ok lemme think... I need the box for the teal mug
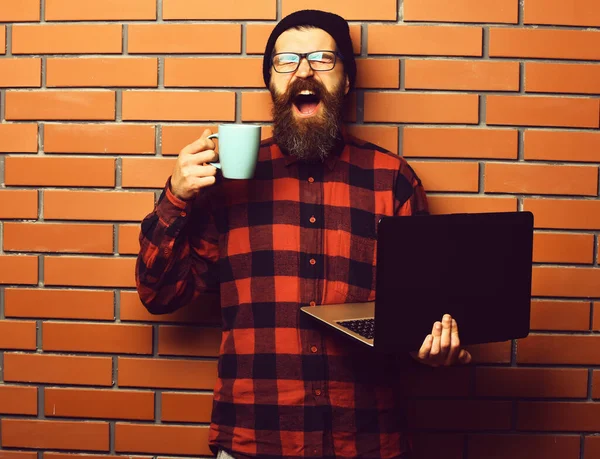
[207,124,261,179]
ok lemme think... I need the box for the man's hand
[170,129,220,201]
[410,314,472,367]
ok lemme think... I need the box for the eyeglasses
[271,50,343,73]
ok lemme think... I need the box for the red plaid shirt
[136,131,429,459]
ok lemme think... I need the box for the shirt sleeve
[393,158,429,217]
[135,179,220,314]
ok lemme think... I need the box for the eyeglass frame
[270,50,344,74]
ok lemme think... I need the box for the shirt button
[181,211,187,217]
[314,389,322,396]
[309,216,316,224]
[309,301,316,306]
[309,258,316,265]
[308,177,314,183]
[310,345,318,353]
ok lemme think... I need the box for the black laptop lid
[373,211,534,353]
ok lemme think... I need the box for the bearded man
[135,9,471,459]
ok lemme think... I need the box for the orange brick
[163,0,274,19]
[158,326,220,357]
[518,402,600,431]
[242,91,273,122]
[526,62,600,94]
[469,434,580,459]
[405,60,519,91]
[533,232,594,264]
[410,161,479,192]
[408,400,511,430]
[283,0,397,20]
[364,93,479,124]
[525,0,600,26]
[524,199,600,230]
[43,190,155,221]
[44,454,149,459]
[487,95,599,128]
[4,353,113,386]
[586,436,600,459]
[355,59,399,89]
[128,24,240,54]
[122,158,175,188]
[412,434,464,459]
[118,358,217,390]
[521,336,600,366]
[45,388,154,421]
[247,24,361,55]
[593,304,600,331]
[1,419,109,451]
[5,288,114,320]
[44,257,136,288]
[476,368,588,398]
[0,0,40,21]
[525,130,600,162]
[119,290,221,325]
[403,127,518,159]
[346,125,398,154]
[485,163,598,196]
[161,393,212,423]
[0,320,37,350]
[368,25,482,56]
[118,224,141,255]
[6,91,115,121]
[122,91,235,122]
[45,0,156,20]
[161,125,217,155]
[0,386,37,416]
[4,223,113,254]
[0,256,38,285]
[47,58,158,87]
[532,266,600,298]
[0,124,38,153]
[404,0,517,23]
[44,123,155,154]
[465,341,511,364]
[0,190,38,219]
[115,424,210,456]
[0,58,41,87]
[0,25,4,54]
[12,24,122,54]
[427,196,517,215]
[165,58,263,88]
[490,28,600,60]
[531,300,591,331]
[5,156,115,187]
[43,322,152,354]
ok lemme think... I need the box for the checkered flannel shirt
[136,131,429,459]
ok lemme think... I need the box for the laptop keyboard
[337,318,375,339]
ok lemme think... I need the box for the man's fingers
[458,349,472,365]
[429,321,442,357]
[445,318,461,365]
[439,314,452,359]
[186,150,219,166]
[418,334,433,360]
[180,129,216,156]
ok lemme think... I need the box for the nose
[295,57,314,78]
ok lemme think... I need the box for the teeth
[299,90,315,95]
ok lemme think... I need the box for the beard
[269,78,346,163]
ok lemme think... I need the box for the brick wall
[0,0,599,458]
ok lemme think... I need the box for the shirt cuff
[156,179,192,226]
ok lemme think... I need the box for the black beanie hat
[262,9,357,91]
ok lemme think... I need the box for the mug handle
[206,133,221,169]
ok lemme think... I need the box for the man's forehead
[273,27,336,53]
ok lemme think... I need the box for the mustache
[275,78,326,105]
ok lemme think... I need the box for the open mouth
[293,90,321,117]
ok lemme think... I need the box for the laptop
[300,211,534,353]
